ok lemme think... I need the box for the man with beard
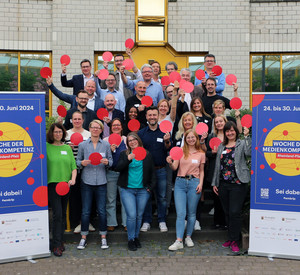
[63,90,97,130]
[138,106,171,233]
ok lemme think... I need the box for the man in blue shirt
[194,54,225,96]
[122,64,164,106]
[138,106,171,233]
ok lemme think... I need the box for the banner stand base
[248,250,300,261]
[0,252,51,264]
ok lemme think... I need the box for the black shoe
[128,240,137,251]
[134,238,141,248]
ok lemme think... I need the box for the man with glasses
[194,54,225,96]
[100,49,142,100]
[46,77,105,112]
[61,59,99,96]
[122,64,164,106]
[99,73,126,113]
[63,90,97,130]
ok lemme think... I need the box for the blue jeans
[81,182,107,236]
[174,177,201,239]
[120,188,150,241]
[106,170,127,226]
[143,167,167,223]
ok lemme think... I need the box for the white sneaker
[101,238,109,249]
[89,223,96,232]
[74,224,81,234]
[140,222,151,232]
[209,208,215,216]
[77,238,86,250]
[168,240,183,251]
[159,222,168,232]
[185,236,194,247]
[194,220,201,231]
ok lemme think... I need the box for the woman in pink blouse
[166,129,205,251]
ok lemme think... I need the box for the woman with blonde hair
[167,129,206,250]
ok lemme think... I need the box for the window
[0,51,52,113]
[251,54,300,93]
[136,0,168,45]
[188,56,205,83]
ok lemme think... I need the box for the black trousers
[48,182,69,247]
[218,181,247,242]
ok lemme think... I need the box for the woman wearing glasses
[115,132,155,251]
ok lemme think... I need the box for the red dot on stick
[251,170,254,175]
[0,130,3,136]
[270,163,276,169]
[255,147,258,150]
[263,128,267,133]
[40,154,44,159]
[297,168,299,171]
[283,130,288,136]
[30,170,34,173]
[260,164,265,169]
[269,178,272,181]
[269,118,272,122]
[13,168,16,171]
[25,127,29,131]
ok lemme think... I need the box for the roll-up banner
[249,93,300,260]
[0,92,50,263]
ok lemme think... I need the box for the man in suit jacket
[47,77,104,111]
[61,59,99,96]
[102,94,125,138]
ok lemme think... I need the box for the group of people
[46,52,251,256]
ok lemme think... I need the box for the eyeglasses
[90,127,101,130]
[205,60,215,63]
[128,138,137,143]
[78,97,89,101]
[142,71,152,74]
[81,66,91,68]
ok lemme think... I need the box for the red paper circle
[102,51,113,62]
[133,147,147,161]
[230,97,242,110]
[89,152,102,165]
[70,132,83,146]
[97,108,109,120]
[179,80,194,93]
[226,74,237,85]
[35,116,42,123]
[128,119,140,132]
[170,147,183,161]
[60,55,71,66]
[161,76,171,86]
[108,133,122,146]
[159,120,173,133]
[57,105,67,117]
[241,114,252,128]
[123,59,134,70]
[98,69,109,80]
[27,177,34,185]
[169,71,181,83]
[195,122,209,135]
[195,69,205,80]
[212,65,222,76]
[40,67,52,78]
[32,186,48,207]
[125,38,135,49]
[209,137,222,150]
[252,94,265,108]
[141,96,153,107]
[56,181,70,196]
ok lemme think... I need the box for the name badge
[157,138,163,143]
[134,104,140,108]
[192,159,198,164]
[204,120,208,123]
[100,153,106,158]
[176,141,181,146]
[126,76,132,79]
[61,151,67,155]
[222,150,227,155]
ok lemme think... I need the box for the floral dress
[220,146,240,184]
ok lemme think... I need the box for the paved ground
[1,240,300,274]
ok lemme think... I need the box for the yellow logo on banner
[263,122,300,177]
[0,122,34,177]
